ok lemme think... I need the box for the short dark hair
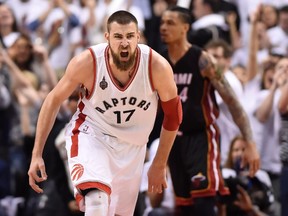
[166,6,193,27]
[204,39,233,58]
[107,10,138,32]
[279,5,288,14]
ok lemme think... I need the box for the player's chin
[119,56,129,62]
[160,37,170,44]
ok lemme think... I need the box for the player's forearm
[229,104,253,143]
[211,76,253,142]
[32,94,61,156]
[152,128,177,168]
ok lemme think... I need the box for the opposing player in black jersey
[159,6,260,216]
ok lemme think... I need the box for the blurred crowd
[0,0,287,216]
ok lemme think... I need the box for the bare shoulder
[67,49,94,75]
[65,49,95,92]
[150,50,173,78]
[150,49,178,101]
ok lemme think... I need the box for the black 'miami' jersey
[162,45,219,134]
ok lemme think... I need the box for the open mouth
[120,51,129,58]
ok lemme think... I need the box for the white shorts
[65,132,147,216]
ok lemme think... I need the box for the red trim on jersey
[212,124,228,193]
[212,123,230,196]
[191,190,217,198]
[201,80,213,124]
[190,123,230,198]
[207,123,217,192]
[105,46,141,91]
[87,48,97,99]
[77,182,112,195]
[190,81,228,197]
[71,101,86,157]
[191,185,230,197]
[75,193,83,209]
[175,196,194,206]
[75,182,112,210]
[148,48,155,91]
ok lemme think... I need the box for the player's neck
[167,40,191,65]
[108,54,137,87]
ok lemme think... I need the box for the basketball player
[28,11,182,216]
[159,6,260,216]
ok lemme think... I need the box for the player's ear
[137,31,141,43]
[105,32,109,41]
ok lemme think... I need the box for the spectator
[26,0,81,77]
[189,0,230,47]
[253,58,286,213]
[0,3,19,48]
[260,4,279,29]
[266,5,288,57]
[275,57,288,216]
[222,136,276,216]
[6,0,47,36]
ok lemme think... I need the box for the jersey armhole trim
[86,47,97,99]
[148,48,155,91]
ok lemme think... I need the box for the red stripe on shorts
[71,101,86,157]
[77,182,112,195]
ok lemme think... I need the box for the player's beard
[110,48,136,71]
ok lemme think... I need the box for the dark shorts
[168,124,229,206]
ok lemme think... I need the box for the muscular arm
[210,70,253,142]
[200,52,260,176]
[200,52,253,142]
[28,50,94,193]
[147,50,180,193]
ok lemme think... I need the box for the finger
[29,176,43,193]
[233,200,240,207]
[155,186,163,193]
[39,163,48,180]
[240,156,247,169]
[162,180,168,189]
[28,169,43,182]
[236,185,245,194]
[255,159,260,171]
[148,184,153,193]
[248,162,255,177]
[249,160,259,177]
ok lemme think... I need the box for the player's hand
[27,156,47,193]
[241,141,260,177]
[147,163,167,194]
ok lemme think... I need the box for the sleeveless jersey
[162,46,219,133]
[66,43,158,146]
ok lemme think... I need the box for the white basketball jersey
[66,43,159,146]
